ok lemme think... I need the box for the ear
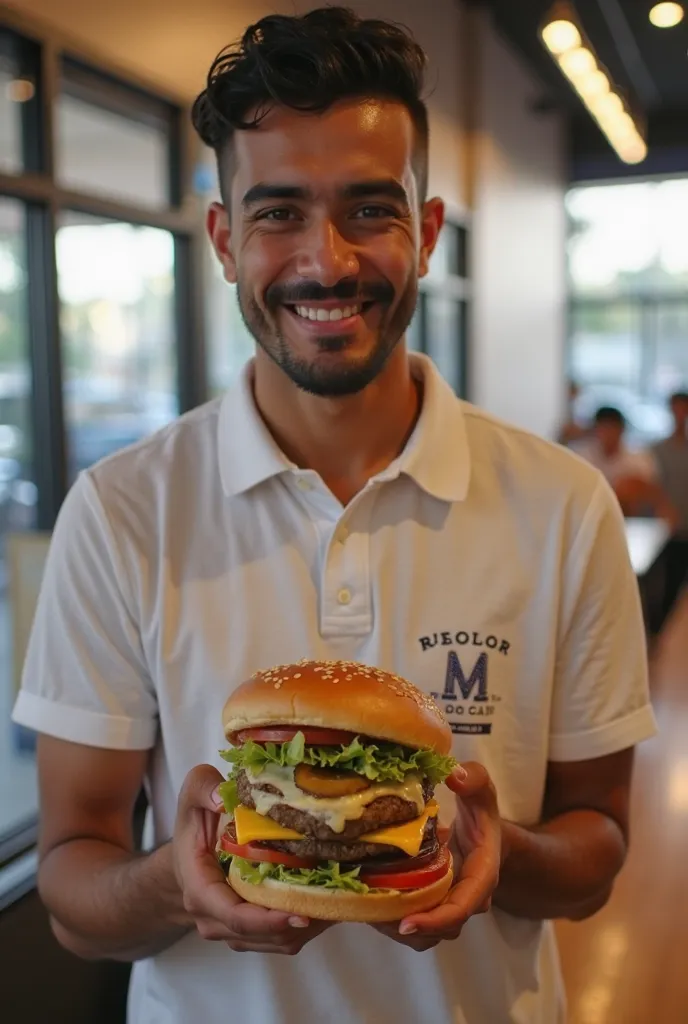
[418,198,445,279]
[206,202,237,284]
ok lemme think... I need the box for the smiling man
[13,7,656,1024]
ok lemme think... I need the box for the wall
[469,8,567,439]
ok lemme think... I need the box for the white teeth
[293,305,361,322]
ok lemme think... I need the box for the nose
[295,218,360,286]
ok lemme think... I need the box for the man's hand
[173,764,332,954]
[372,763,503,951]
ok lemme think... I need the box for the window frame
[0,6,207,883]
[415,216,472,399]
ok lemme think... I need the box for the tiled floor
[556,592,688,1024]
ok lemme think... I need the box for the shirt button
[337,587,352,606]
[337,526,349,544]
[296,477,313,491]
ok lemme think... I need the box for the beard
[235,276,418,398]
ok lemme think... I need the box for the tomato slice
[353,844,439,875]
[237,726,358,746]
[219,832,319,869]
[359,846,452,890]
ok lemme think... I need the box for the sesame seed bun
[227,856,454,922]
[222,659,452,754]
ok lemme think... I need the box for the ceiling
[477,0,688,177]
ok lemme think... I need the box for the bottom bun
[227,859,454,923]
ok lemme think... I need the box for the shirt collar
[218,354,471,503]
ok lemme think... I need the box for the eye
[257,208,297,222]
[353,204,396,219]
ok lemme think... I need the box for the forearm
[39,839,192,961]
[493,810,627,921]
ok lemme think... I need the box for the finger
[226,918,333,950]
[228,901,306,938]
[445,762,494,802]
[436,824,452,845]
[226,939,308,955]
[400,806,501,936]
[178,763,226,816]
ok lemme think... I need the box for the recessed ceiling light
[649,3,684,28]
[541,19,581,54]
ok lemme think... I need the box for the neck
[252,345,421,504]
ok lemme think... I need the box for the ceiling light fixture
[649,3,684,28]
[539,2,647,165]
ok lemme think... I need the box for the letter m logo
[443,651,488,702]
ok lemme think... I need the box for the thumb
[178,763,226,816]
[445,762,493,800]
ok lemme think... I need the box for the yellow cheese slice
[233,800,440,857]
[234,804,304,844]
[358,800,440,857]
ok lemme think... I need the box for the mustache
[265,278,394,310]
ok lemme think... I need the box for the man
[574,406,678,527]
[652,391,688,618]
[12,8,656,1024]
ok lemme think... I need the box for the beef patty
[267,815,439,862]
[236,770,434,842]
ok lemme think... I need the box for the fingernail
[289,916,309,928]
[399,922,417,935]
[453,765,468,782]
[211,787,224,808]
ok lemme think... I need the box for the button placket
[319,495,374,636]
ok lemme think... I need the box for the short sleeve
[12,472,158,749]
[549,477,658,761]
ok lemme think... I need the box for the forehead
[229,99,417,200]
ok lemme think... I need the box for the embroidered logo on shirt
[418,630,511,735]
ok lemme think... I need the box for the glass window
[424,295,465,395]
[56,213,178,479]
[0,30,40,175]
[567,179,688,298]
[205,243,255,398]
[56,63,172,209]
[570,304,642,391]
[566,179,688,445]
[655,304,688,393]
[0,197,39,842]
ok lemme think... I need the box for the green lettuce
[217,778,240,815]
[220,732,456,785]
[231,856,370,893]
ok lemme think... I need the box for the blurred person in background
[651,391,688,617]
[556,379,588,446]
[11,8,656,1024]
[574,406,679,529]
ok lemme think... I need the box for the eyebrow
[241,178,411,209]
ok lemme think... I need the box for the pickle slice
[294,763,370,797]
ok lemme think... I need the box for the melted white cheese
[247,764,424,834]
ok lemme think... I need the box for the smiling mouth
[284,301,376,323]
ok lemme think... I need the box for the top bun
[223,660,452,754]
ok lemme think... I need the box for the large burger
[215,659,458,922]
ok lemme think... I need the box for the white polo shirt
[13,354,657,1024]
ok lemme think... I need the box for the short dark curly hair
[191,6,430,203]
